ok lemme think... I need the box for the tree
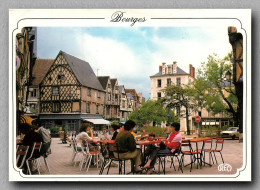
[128,100,177,126]
[196,52,238,126]
[161,84,198,135]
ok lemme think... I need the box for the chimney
[162,62,166,75]
[159,65,162,72]
[173,61,177,74]
[193,66,195,78]
[189,64,193,77]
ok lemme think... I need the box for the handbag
[159,141,167,150]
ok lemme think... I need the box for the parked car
[220,127,239,139]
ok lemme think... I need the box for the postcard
[9,9,251,181]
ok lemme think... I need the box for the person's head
[124,120,136,131]
[148,133,155,141]
[79,123,92,133]
[171,122,180,132]
[31,119,41,130]
[111,124,120,132]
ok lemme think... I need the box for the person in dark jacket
[111,123,121,140]
[115,120,142,172]
[21,124,43,174]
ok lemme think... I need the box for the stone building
[150,61,195,131]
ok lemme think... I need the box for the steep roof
[150,66,188,77]
[126,93,134,100]
[118,85,125,94]
[125,89,137,96]
[97,76,110,90]
[32,59,54,85]
[61,51,104,91]
[110,78,117,88]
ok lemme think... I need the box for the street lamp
[225,70,232,81]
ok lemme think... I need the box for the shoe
[142,165,150,170]
[146,169,154,175]
[134,166,143,172]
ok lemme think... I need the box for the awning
[20,115,34,125]
[83,119,110,125]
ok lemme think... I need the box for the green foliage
[50,126,60,134]
[195,52,238,118]
[141,126,166,137]
[161,83,197,135]
[129,100,173,126]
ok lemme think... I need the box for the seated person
[142,123,182,174]
[31,119,52,158]
[21,124,44,174]
[111,123,120,140]
[75,123,97,151]
[115,120,143,172]
[142,133,159,167]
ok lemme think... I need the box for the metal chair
[199,138,214,166]
[25,142,42,175]
[99,141,111,175]
[180,140,203,172]
[16,145,29,170]
[157,146,182,174]
[212,138,225,164]
[79,140,101,172]
[106,142,135,175]
[70,138,84,166]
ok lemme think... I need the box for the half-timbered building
[39,51,107,131]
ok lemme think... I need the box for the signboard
[195,116,201,123]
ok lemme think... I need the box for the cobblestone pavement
[37,137,243,176]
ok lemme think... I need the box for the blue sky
[37,26,232,100]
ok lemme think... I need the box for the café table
[182,137,213,169]
[136,139,164,166]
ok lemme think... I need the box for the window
[67,120,76,131]
[122,100,126,108]
[29,103,36,113]
[44,120,53,129]
[176,78,181,86]
[30,89,37,97]
[157,92,161,98]
[167,78,171,86]
[52,87,59,95]
[53,102,61,113]
[86,103,90,113]
[108,93,111,101]
[157,79,161,87]
[97,91,100,98]
[87,88,91,96]
[57,74,64,81]
[96,105,99,114]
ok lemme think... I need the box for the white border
[9,9,251,182]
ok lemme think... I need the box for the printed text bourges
[110,11,147,26]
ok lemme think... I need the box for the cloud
[76,33,151,97]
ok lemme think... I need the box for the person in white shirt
[76,123,96,151]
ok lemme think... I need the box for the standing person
[115,120,143,172]
[31,119,52,158]
[142,123,182,174]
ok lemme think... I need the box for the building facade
[39,51,106,132]
[150,61,195,131]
